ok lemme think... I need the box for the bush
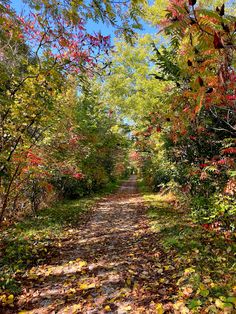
[191,194,236,230]
[150,168,172,191]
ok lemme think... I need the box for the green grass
[141,189,236,313]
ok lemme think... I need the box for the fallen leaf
[79,282,96,290]
[155,303,164,314]
[104,305,111,311]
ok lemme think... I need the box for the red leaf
[226,95,236,100]
[222,147,236,154]
[198,76,204,86]
[199,163,208,168]
[217,159,227,165]
[183,106,190,112]
[213,32,224,49]
[72,173,83,180]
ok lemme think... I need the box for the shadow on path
[11,176,177,313]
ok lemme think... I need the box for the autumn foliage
[132,0,235,228]
[0,1,133,223]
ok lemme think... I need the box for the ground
[1,176,236,313]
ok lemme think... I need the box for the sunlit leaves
[103,35,170,122]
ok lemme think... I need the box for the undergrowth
[140,181,236,313]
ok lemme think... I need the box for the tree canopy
[0,0,236,311]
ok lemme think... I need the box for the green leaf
[188,299,202,309]
[215,299,233,310]
[226,297,236,305]
[199,289,209,297]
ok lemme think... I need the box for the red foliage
[183,106,190,112]
[216,159,227,165]
[199,163,208,168]
[72,173,84,180]
[213,32,224,49]
[222,147,236,155]
[130,151,140,161]
[27,150,43,166]
[69,135,82,146]
[10,9,111,74]
[226,95,236,101]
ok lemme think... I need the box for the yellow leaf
[104,305,111,312]
[78,261,87,268]
[173,300,185,310]
[0,294,7,303]
[126,278,131,286]
[72,304,82,313]
[7,294,14,304]
[124,305,132,311]
[215,299,225,309]
[184,268,195,275]
[155,303,164,314]
[79,283,95,290]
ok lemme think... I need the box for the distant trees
[104,0,236,228]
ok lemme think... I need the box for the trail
[15,176,176,313]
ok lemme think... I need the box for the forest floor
[1,176,236,313]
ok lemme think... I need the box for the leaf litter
[1,176,235,313]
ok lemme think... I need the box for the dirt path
[15,176,176,313]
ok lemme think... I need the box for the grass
[0,179,121,295]
[139,180,236,313]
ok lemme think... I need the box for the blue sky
[11,0,156,42]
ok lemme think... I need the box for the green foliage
[143,191,236,313]
[151,44,181,82]
[191,194,236,229]
[114,0,236,228]
[0,2,131,222]
[27,0,146,42]
[103,35,170,122]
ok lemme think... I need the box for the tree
[145,0,236,226]
[26,0,147,42]
[102,0,235,227]
[0,0,140,222]
[103,35,170,122]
